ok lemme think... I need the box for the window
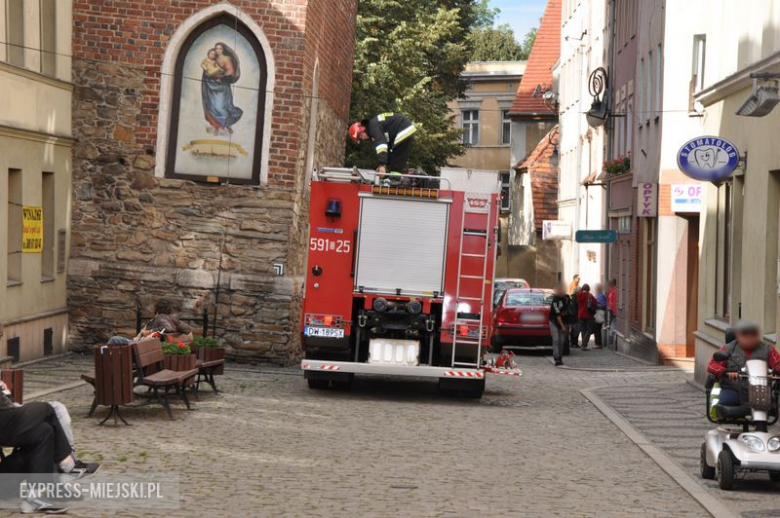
[690,35,706,109]
[40,0,57,76]
[617,215,631,234]
[715,183,732,319]
[501,110,512,145]
[499,171,511,212]
[41,172,55,280]
[7,169,22,285]
[639,58,645,122]
[655,44,662,115]
[461,110,479,145]
[6,0,25,67]
[646,51,653,119]
[641,218,656,330]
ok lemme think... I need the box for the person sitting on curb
[707,319,780,406]
[109,299,193,345]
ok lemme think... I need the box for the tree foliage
[469,24,524,62]
[347,0,483,173]
[521,26,537,60]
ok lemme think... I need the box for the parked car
[491,288,554,352]
[492,278,530,307]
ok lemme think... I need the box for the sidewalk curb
[581,387,737,518]
[27,381,87,401]
[546,355,682,373]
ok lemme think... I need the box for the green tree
[347,0,483,173]
[520,26,537,60]
[471,0,499,29]
[469,24,524,61]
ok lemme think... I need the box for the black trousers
[387,136,414,173]
[0,402,72,474]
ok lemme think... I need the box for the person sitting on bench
[707,319,780,406]
[109,298,193,344]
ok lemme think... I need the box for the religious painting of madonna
[166,15,268,184]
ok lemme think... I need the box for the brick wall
[68,0,357,363]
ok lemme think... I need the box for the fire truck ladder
[451,196,493,369]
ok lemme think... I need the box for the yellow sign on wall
[22,206,43,253]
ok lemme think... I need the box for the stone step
[662,357,695,371]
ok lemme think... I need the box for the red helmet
[349,121,366,143]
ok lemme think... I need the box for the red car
[491,288,554,351]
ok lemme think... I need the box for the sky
[490,0,547,40]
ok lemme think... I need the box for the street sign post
[575,230,617,243]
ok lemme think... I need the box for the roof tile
[508,0,561,117]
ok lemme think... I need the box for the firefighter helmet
[349,121,366,143]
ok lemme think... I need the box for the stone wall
[68,0,357,364]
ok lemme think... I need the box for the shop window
[714,182,732,319]
[641,218,656,331]
[461,110,479,146]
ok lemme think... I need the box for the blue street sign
[575,230,617,243]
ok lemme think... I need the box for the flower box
[163,353,197,386]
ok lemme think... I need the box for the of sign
[542,220,571,240]
[671,184,703,213]
[637,182,657,217]
[22,206,43,253]
[677,136,740,182]
[575,230,617,243]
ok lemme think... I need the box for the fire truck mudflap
[300,167,520,398]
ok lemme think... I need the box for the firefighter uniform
[365,113,417,173]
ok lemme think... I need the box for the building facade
[447,61,525,278]
[507,0,561,287]
[554,0,608,291]
[68,0,357,364]
[691,1,780,382]
[0,0,73,362]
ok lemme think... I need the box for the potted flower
[162,341,197,385]
[603,151,632,176]
[192,336,226,375]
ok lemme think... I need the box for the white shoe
[20,497,69,514]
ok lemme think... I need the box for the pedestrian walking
[577,284,598,350]
[567,286,580,349]
[549,284,569,366]
[593,284,607,348]
[607,279,617,329]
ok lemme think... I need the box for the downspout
[574,45,584,275]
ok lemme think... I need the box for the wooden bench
[193,347,226,394]
[133,339,198,420]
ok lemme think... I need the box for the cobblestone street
[4,350,727,517]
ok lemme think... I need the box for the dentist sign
[677,136,740,182]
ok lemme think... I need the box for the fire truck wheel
[331,375,354,391]
[307,378,330,390]
[491,336,503,353]
[438,378,485,399]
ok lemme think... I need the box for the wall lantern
[586,67,609,128]
[736,73,780,117]
[548,126,560,168]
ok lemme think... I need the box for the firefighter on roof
[349,112,417,175]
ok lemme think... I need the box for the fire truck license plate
[304,327,345,338]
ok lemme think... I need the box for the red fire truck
[300,167,515,398]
